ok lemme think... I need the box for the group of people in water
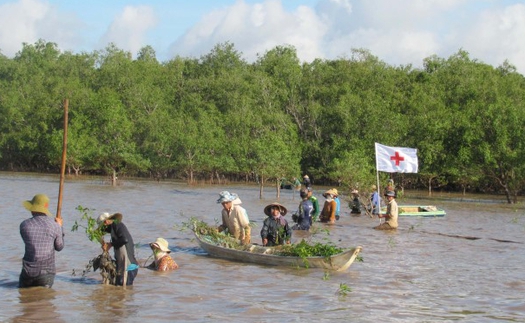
[18,175,397,289]
[19,194,178,289]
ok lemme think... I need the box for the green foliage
[71,205,106,243]
[337,282,352,296]
[277,239,344,258]
[1,40,525,202]
[189,219,349,259]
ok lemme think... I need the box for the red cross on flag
[375,143,418,173]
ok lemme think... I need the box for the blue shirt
[295,199,313,230]
[371,192,380,214]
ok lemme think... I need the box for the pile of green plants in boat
[192,219,345,258]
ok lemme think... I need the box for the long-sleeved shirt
[261,216,292,246]
[294,199,313,230]
[220,204,250,240]
[309,195,320,222]
[371,191,380,214]
[320,199,337,223]
[20,213,64,277]
[104,221,138,275]
[386,199,399,228]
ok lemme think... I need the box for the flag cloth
[375,143,418,173]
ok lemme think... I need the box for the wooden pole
[56,98,69,219]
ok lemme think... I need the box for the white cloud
[99,5,157,56]
[0,0,81,56]
[462,3,525,72]
[168,0,524,75]
[169,0,326,61]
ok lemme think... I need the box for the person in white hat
[374,191,398,230]
[97,212,139,285]
[19,194,64,288]
[147,237,178,271]
[302,175,311,189]
[350,189,362,215]
[217,191,251,244]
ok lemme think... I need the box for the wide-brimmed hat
[385,191,396,197]
[303,175,309,179]
[150,237,171,253]
[351,189,359,194]
[331,188,339,197]
[217,191,239,204]
[264,202,287,216]
[322,189,337,198]
[97,212,123,225]
[23,194,52,216]
[371,185,377,190]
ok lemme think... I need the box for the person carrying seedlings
[98,212,139,286]
[261,202,292,246]
[217,191,251,245]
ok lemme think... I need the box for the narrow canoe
[382,205,446,217]
[194,232,362,271]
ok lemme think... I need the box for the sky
[0,0,524,75]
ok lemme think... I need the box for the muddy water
[0,172,524,322]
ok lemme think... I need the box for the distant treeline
[1,40,524,203]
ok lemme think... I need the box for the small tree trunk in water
[259,176,265,199]
[503,185,512,204]
[111,169,117,186]
[428,177,432,197]
[276,180,280,200]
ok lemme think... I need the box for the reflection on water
[13,288,65,323]
[0,172,524,322]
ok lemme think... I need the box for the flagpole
[375,143,381,224]
[376,170,381,224]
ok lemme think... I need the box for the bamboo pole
[56,98,69,219]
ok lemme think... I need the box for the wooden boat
[381,205,446,217]
[194,232,362,271]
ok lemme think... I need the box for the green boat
[381,205,446,217]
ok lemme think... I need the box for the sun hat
[322,189,337,198]
[331,188,339,197]
[264,202,288,216]
[23,194,52,216]
[150,237,171,253]
[351,189,359,194]
[303,175,309,179]
[371,185,377,190]
[217,191,239,204]
[97,212,123,225]
[385,191,396,197]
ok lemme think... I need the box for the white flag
[375,143,418,173]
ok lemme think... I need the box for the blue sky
[0,0,524,74]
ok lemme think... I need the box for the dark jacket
[261,216,292,246]
[104,221,138,285]
[293,199,313,230]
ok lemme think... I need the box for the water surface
[1,172,524,322]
